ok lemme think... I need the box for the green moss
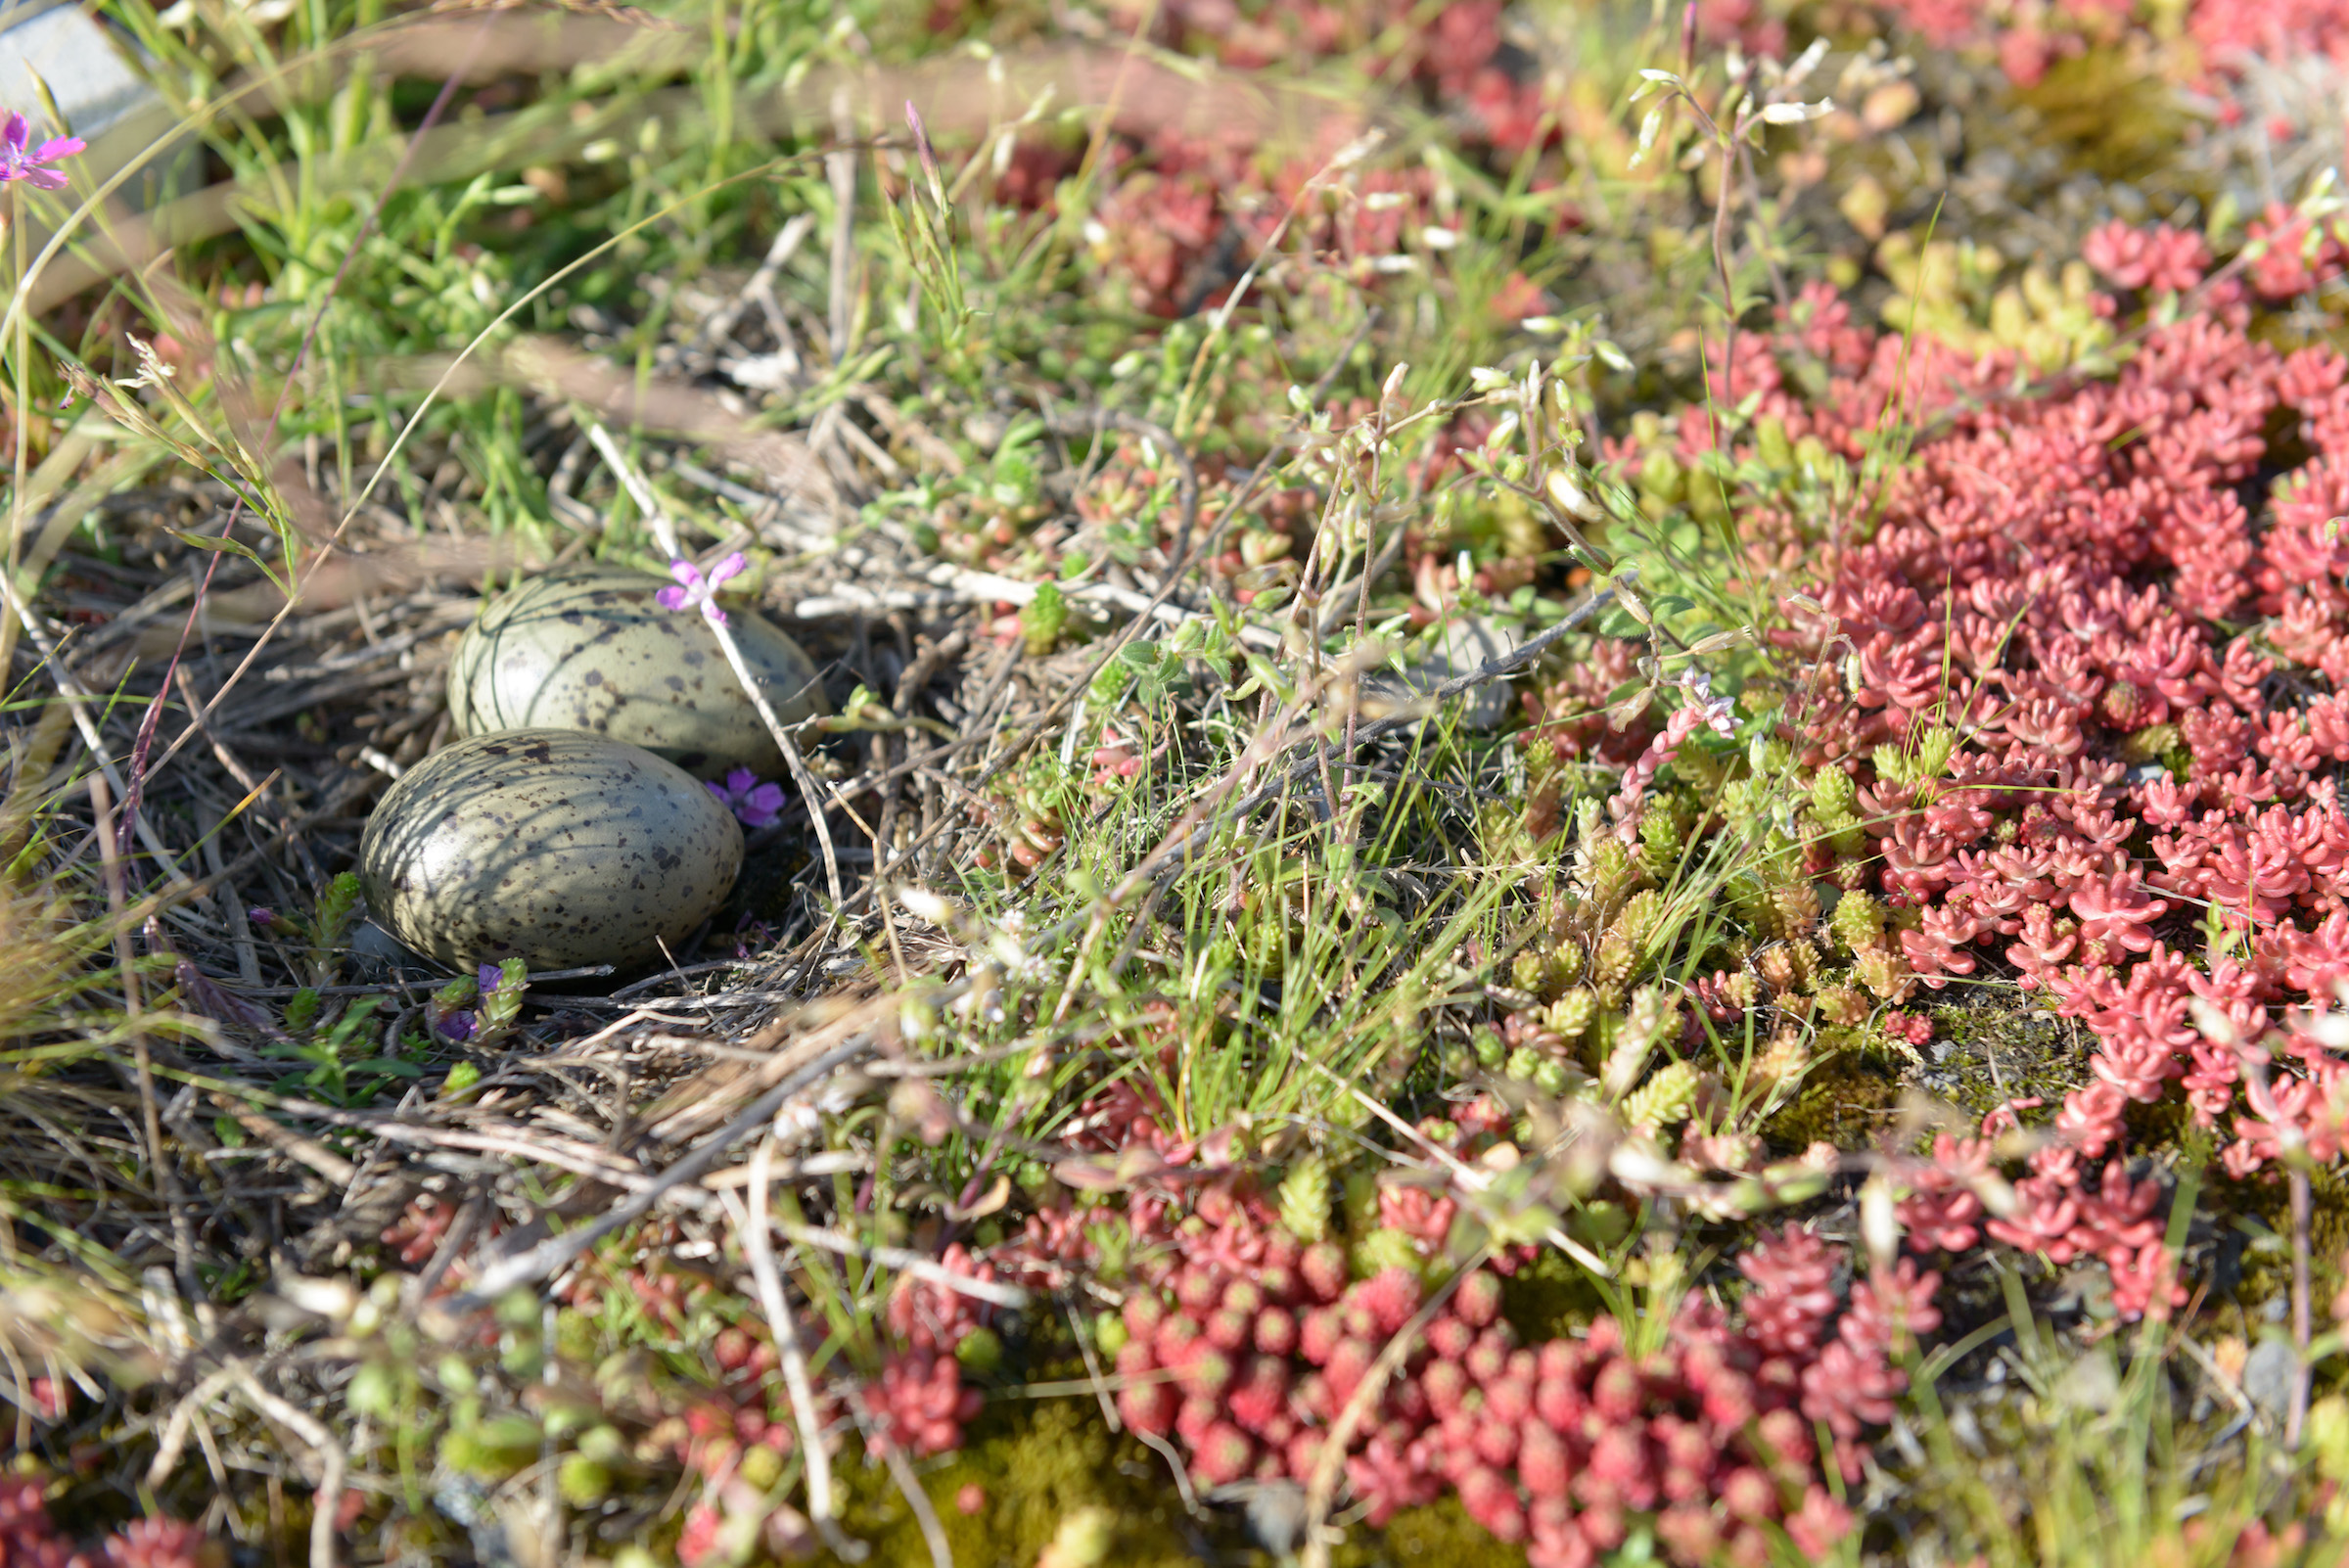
[835,1395,1537,1567]
[1497,1238,1611,1343]
[1920,995,2092,1128]
[2213,1166,2349,1313]
[839,1399,1201,1567]
[1332,1496,1530,1566]
[2119,1091,2192,1151]
[2006,49,2189,183]
[1764,1048,1905,1151]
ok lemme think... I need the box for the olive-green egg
[447,567,825,779]
[359,729,743,970]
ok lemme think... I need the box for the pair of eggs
[358,568,825,971]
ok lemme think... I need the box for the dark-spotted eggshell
[447,567,824,778]
[360,729,743,970]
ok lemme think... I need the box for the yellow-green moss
[833,1394,1537,1567]
[1497,1236,1613,1343]
[1922,996,2093,1128]
[1333,1496,1529,1566]
[839,1398,1199,1567]
[1764,1047,1905,1151]
[2006,49,2190,183]
[2216,1166,2349,1314]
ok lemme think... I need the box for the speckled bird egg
[359,729,743,970]
[447,567,825,779]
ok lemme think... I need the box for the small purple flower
[708,767,786,829]
[479,962,507,995]
[656,552,748,625]
[733,916,772,960]
[436,1010,478,1043]
[0,114,83,190]
[248,907,276,928]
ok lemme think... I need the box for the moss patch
[1497,1237,1611,1343]
[1922,991,2092,1127]
[2210,1166,2349,1314]
[835,1395,1536,1567]
[2006,49,2192,182]
[840,1398,1201,1567]
[1766,1046,1906,1151]
[1334,1496,1530,1566]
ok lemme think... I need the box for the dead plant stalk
[584,419,849,911]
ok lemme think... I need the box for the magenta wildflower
[0,114,83,190]
[905,99,944,207]
[732,916,772,959]
[657,552,748,625]
[248,906,275,928]
[436,1010,477,1043]
[708,767,786,829]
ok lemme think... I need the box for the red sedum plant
[0,1481,219,1568]
[1727,218,2349,1321]
[972,1083,1927,1567]
[1873,0,2349,88]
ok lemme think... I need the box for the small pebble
[2242,1337,2296,1422]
